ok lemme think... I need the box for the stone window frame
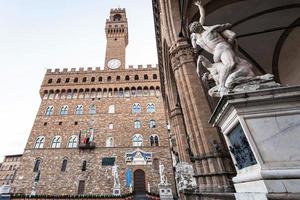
[34,136,45,149]
[106,137,114,147]
[60,105,68,115]
[75,105,84,115]
[61,158,68,172]
[149,134,159,146]
[148,119,156,128]
[88,104,96,115]
[51,136,61,148]
[132,134,143,147]
[108,105,115,113]
[33,158,41,172]
[147,103,155,113]
[134,120,141,129]
[132,103,141,113]
[68,135,78,148]
[45,106,54,116]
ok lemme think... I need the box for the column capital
[170,39,195,72]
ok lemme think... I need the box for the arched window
[75,105,83,115]
[51,136,61,148]
[108,105,115,113]
[82,77,87,82]
[153,74,158,79]
[33,159,41,172]
[68,135,78,148]
[153,158,159,170]
[149,120,156,128]
[125,75,130,80]
[98,76,103,82]
[134,120,141,129]
[107,76,111,82]
[106,137,114,147]
[133,134,143,147]
[56,78,61,83]
[150,135,159,146]
[113,14,122,21]
[144,74,148,80]
[47,79,53,84]
[65,78,70,83]
[60,105,68,115]
[61,159,68,172]
[74,77,78,83]
[116,76,120,81]
[134,75,139,80]
[91,77,95,82]
[147,103,155,113]
[88,104,96,114]
[132,103,141,113]
[81,161,87,171]
[34,136,45,148]
[45,106,54,116]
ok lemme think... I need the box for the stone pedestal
[113,186,121,196]
[159,183,174,200]
[209,86,300,200]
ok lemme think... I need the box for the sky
[0,0,158,161]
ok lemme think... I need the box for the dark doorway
[134,169,146,194]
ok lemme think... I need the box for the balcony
[78,142,96,150]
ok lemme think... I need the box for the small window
[88,104,96,115]
[134,75,139,80]
[116,76,120,81]
[134,120,141,129]
[65,78,70,83]
[51,136,61,148]
[132,103,141,113]
[108,123,113,129]
[68,135,78,148]
[81,161,87,171]
[98,77,103,82]
[56,78,61,83]
[33,159,41,172]
[47,79,53,84]
[74,121,78,125]
[61,159,67,172]
[34,136,45,148]
[82,77,87,82]
[144,74,148,80]
[150,135,159,146]
[149,120,156,128]
[59,121,62,125]
[75,105,83,115]
[147,103,155,113]
[74,77,78,83]
[132,134,143,147]
[78,180,85,194]
[45,106,54,116]
[91,77,95,82]
[106,137,114,147]
[125,75,130,80]
[107,76,111,82]
[108,105,115,114]
[43,122,47,126]
[60,105,68,115]
[102,157,115,166]
[153,74,158,79]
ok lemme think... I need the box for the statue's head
[189,21,204,33]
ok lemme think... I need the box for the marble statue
[175,162,197,192]
[112,165,120,188]
[159,161,167,184]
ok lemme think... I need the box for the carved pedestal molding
[210,86,300,200]
[169,39,234,193]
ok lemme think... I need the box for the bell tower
[104,8,128,70]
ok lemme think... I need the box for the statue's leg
[218,50,235,94]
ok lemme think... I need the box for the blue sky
[0,0,157,161]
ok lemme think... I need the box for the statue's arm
[221,29,236,43]
[209,23,232,33]
[191,33,198,50]
[195,1,205,25]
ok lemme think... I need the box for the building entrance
[133,169,146,194]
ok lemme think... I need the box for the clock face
[107,59,121,69]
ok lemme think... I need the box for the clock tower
[104,8,128,70]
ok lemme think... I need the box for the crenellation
[138,65,143,69]
[79,67,84,72]
[54,68,60,72]
[62,68,68,72]
[71,68,76,72]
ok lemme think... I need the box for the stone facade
[0,154,22,192]
[12,8,175,196]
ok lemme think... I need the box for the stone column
[169,39,233,192]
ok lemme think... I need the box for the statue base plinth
[158,183,173,200]
[113,186,121,196]
[210,86,300,200]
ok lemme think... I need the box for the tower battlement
[45,65,158,75]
